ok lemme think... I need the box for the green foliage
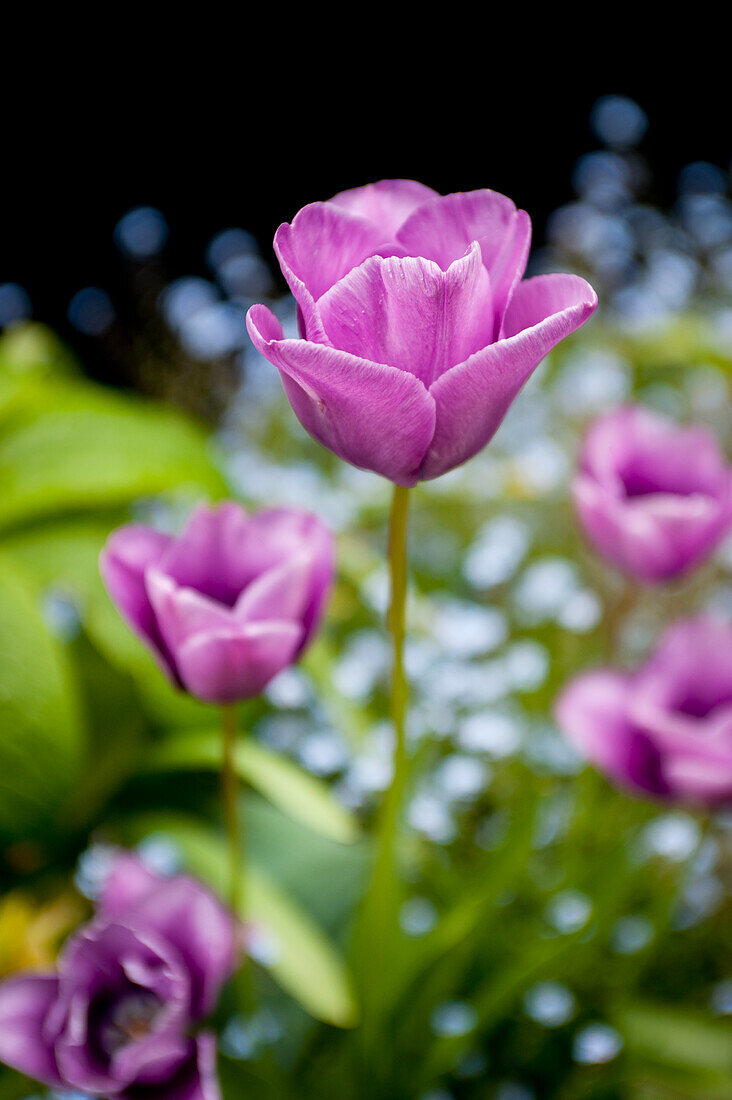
[616,1001,732,1091]
[0,554,82,839]
[145,728,360,844]
[0,319,731,1099]
[127,813,359,1027]
[0,326,226,529]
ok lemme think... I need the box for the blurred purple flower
[0,851,235,1100]
[556,617,732,805]
[573,405,732,582]
[100,502,334,704]
[247,180,597,485]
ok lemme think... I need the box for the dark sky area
[2,78,729,362]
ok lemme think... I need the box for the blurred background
[1,83,732,1098]
[3,81,732,402]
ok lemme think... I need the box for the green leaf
[0,520,216,729]
[0,382,226,531]
[130,814,358,1027]
[617,1001,732,1078]
[0,555,84,840]
[0,519,112,600]
[145,729,360,845]
[0,1067,41,1100]
[244,798,370,935]
[0,322,79,385]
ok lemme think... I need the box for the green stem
[221,704,243,923]
[222,705,258,1020]
[605,577,638,661]
[356,485,411,1081]
[382,484,411,842]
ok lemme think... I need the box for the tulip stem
[222,705,257,1020]
[356,485,411,1075]
[385,484,411,837]
[606,578,639,658]
[221,704,243,924]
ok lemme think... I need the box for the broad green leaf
[0,519,112,601]
[617,1001,732,1077]
[0,1067,41,1100]
[0,382,226,530]
[130,814,358,1027]
[0,555,84,839]
[145,729,359,844]
[0,523,219,730]
[87,590,212,728]
[628,1073,732,1099]
[244,798,370,935]
[0,323,84,426]
[0,322,79,385]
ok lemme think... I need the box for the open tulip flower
[247,180,597,485]
[555,617,732,806]
[573,405,732,582]
[0,851,235,1100]
[100,502,334,705]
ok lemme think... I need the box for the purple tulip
[0,851,236,1099]
[246,180,597,485]
[555,617,732,805]
[573,405,732,582]
[99,502,334,704]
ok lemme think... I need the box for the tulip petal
[100,850,162,917]
[113,1033,192,1090]
[662,753,732,803]
[555,672,669,797]
[196,507,327,584]
[146,555,315,659]
[159,503,253,606]
[581,406,730,497]
[618,617,732,804]
[247,304,436,486]
[501,272,598,338]
[235,550,315,629]
[318,244,493,387]
[146,569,236,653]
[54,921,192,1094]
[636,617,732,722]
[54,988,117,1095]
[274,202,393,340]
[396,189,532,326]
[574,475,732,583]
[123,1034,220,1100]
[574,406,732,582]
[118,877,237,1018]
[213,508,334,648]
[175,619,303,705]
[100,525,176,678]
[628,493,729,577]
[421,273,596,479]
[0,974,63,1086]
[492,209,532,333]
[330,179,438,237]
[572,475,695,582]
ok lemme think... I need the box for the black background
[2,74,729,353]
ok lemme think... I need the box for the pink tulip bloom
[100,502,334,704]
[573,405,732,582]
[0,851,235,1100]
[247,181,597,485]
[555,617,732,805]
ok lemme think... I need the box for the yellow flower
[0,891,83,976]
